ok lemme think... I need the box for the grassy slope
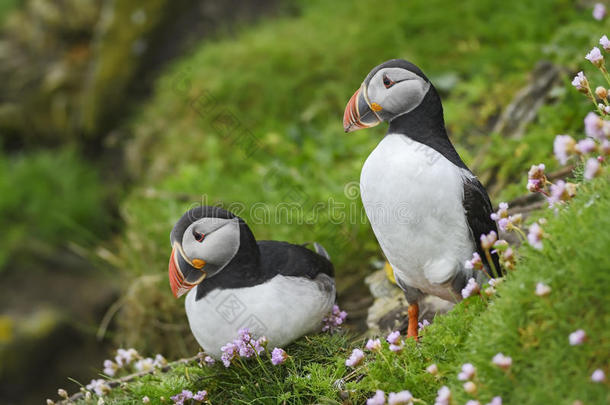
[114,0,607,356]
[77,171,610,404]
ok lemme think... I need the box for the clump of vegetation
[57,168,610,404]
[0,148,109,270]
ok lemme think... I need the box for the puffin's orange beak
[343,85,381,133]
[169,246,206,298]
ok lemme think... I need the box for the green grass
[0,0,19,25]
[0,148,110,270]
[113,0,609,356]
[74,171,609,404]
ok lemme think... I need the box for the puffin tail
[301,241,331,260]
[312,242,331,261]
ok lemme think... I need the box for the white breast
[184,274,335,358]
[360,134,474,302]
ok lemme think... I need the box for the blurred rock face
[0,0,281,149]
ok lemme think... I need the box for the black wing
[258,241,334,279]
[463,177,503,277]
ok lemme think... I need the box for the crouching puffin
[343,59,500,339]
[168,205,335,358]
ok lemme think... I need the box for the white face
[181,217,240,276]
[366,67,430,120]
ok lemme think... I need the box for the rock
[364,267,454,335]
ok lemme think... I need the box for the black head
[168,206,256,298]
[343,59,433,132]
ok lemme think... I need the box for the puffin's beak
[343,84,381,133]
[169,244,207,298]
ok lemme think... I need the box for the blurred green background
[0,0,604,403]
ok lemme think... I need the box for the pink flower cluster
[322,304,348,332]
[220,328,267,367]
[366,389,414,405]
[170,389,207,405]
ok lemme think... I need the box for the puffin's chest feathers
[360,134,475,293]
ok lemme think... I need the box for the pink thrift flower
[271,347,288,365]
[86,379,111,396]
[553,135,576,165]
[527,163,547,192]
[465,401,481,405]
[527,223,544,250]
[367,390,386,405]
[585,112,605,140]
[486,397,502,405]
[346,348,365,367]
[418,319,430,331]
[322,304,348,332]
[480,231,498,250]
[193,390,208,401]
[569,329,587,345]
[387,331,401,345]
[586,47,604,67]
[426,363,439,375]
[571,71,588,92]
[388,391,413,405]
[591,369,606,382]
[171,390,194,405]
[528,163,546,181]
[458,363,476,381]
[204,356,215,366]
[461,278,480,299]
[576,138,597,154]
[134,357,155,372]
[103,360,117,377]
[389,343,404,353]
[435,386,451,405]
[584,158,602,180]
[548,180,570,207]
[365,338,382,351]
[535,282,552,296]
[594,3,607,20]
[490,202,509,221]
[601,139,610,155]
[465,252,483,270]
[220,342,238,367]
[491,353,512,370]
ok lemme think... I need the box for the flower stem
[484,248,500,279]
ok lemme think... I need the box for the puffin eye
[382,74,395,89]
[193,231,205,243]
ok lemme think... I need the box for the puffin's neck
[195,220,262,299]
[387,86,468,170]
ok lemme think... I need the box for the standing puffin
[168,205,335,358]
[343,59,500,339]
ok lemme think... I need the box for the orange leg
[406,303,419,341]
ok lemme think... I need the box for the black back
[189,209,334,300]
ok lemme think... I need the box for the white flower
[434,386,451,405]
[134,357,155,372]
[591,369,606,382]
[458,363,476,381]
[535,282,551,296]
[388,390,413,405]
[461,278,480,299]
[491,353,512,370]
[569,329,586,345]
[426,363,439,375]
